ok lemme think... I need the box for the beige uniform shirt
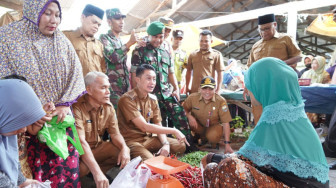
[63,29,106,76]
[73,94,120,149]
[117,88,162,142]
[247,32,301,67]
[183,93,232,126]
[187,48,225,93]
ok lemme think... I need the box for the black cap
[173,30,184,38]
[82,4,104,20]
[258,13,275,25]
[200,76,216,89]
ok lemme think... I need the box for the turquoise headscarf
[238,57,329,183]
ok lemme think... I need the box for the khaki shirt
[117,88,162,142]
[187,48,225,93]
[247,32,301,67]
[183,93,232,126]
[63,29,106,76]
[73,94,120,148]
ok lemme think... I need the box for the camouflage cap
[147,21,165,36]
[200,76,216,89]
[158,17,174,29]
[106,8,126,19]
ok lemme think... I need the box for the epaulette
[148,93,157,101]
[125,90,138,100]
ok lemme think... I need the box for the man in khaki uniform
[118,64,187,160]
[73,72,130,188]
[183,76,233,153]
[63,4,106,76]
[186,30,225,94]
[246,13,301,124]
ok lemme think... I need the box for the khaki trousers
[79,141,120,177]
[192,124,223,144]
[127,136,186,161]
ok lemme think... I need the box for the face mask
[305,64,311,69]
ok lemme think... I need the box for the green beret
[147,21,165,36]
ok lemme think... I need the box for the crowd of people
[0,0,335,187]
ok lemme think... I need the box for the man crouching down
[117,64,188,160]
[73,71,130,188]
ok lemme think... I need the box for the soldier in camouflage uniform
[99,8,139,109]
[130,21,197,152]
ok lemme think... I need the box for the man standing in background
[246,13,301,124]
[99,8,140,109]
[64,4,106,76]
[172,29,188,92]
[186,30,225,94]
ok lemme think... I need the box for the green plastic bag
[37,115,84,159]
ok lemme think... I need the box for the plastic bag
[37,115,84,159]
[23,180,52,188]
[109,156,151,188]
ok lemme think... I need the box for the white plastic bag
[23,180,52,188]
[109,156,151,188]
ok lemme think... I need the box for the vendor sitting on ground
[117,64,187,161]
[73,71,130,187]
[183,76,233,153]
[201,57,329,188]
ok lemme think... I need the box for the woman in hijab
[299,55,314,78]
[0,0,85,187]
[0,79,45,187]
[301,56,331,84]
[202,57,329,187]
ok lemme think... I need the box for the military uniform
[117,88,186,160]
[99,30,130,109]
[187,48,225,93]
[174,48,188,88]
[72,94,121,176]
[131,42,191,137]
[63,29,106,76]
[183,93,232,144]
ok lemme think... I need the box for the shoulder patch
[148,93,157,100]
[221,102,228,112]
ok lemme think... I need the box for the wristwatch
[162,141,170,145]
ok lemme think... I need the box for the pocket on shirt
[93,46,103,58]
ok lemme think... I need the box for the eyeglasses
[258,25,274,32]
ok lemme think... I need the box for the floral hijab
[302,56,327,84]
[238,57,329,183]
[0,0,85,105]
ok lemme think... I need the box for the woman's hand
[19,179,40,188]
[52,106,70,123]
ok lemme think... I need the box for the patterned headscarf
[0,0,85,106]
[0,79,45,186]
[239,57,329,183]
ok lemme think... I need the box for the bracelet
[223,141,231,144]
